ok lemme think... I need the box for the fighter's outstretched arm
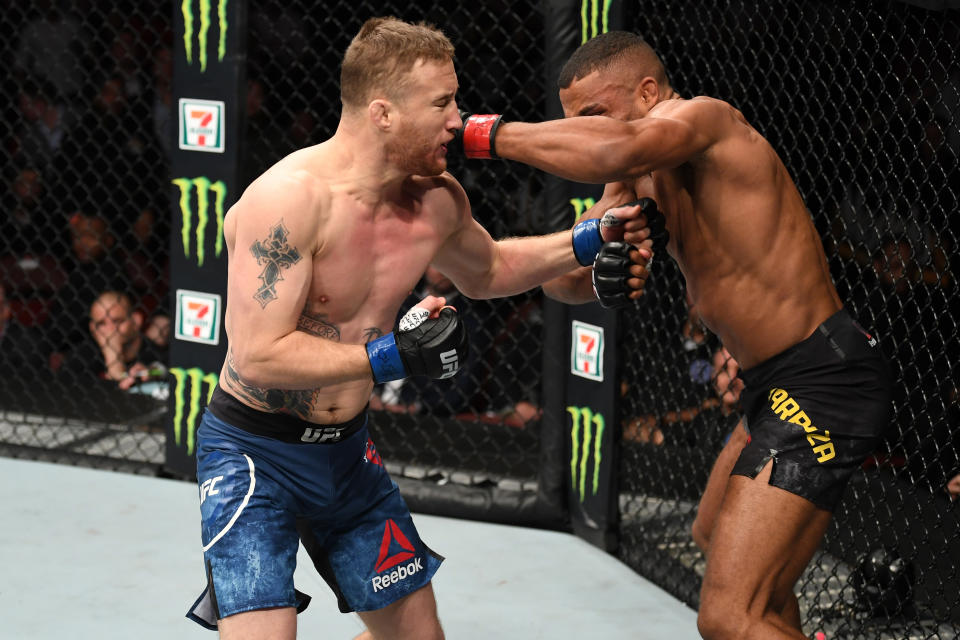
[430,179,643,300]
[461,102,714,183]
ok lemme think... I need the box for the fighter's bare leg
[691,422,802,630]
[217,606,296,640]
[356,582,444,640]
[697,460,832,640]
[691,419,747,551]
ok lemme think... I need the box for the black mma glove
[366,306,469,383]
[457,110,503,159]
[592,242,637,309]
[631,197,669,253]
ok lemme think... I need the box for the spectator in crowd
[48,212,131,351]
[57,74,164,226]
[12,0,90,99]
[144,311,171,349]
[948,474,960,500]
[103,27,151,107]
[242,73,287,186]
[117,204,170,319]
[12,79,75,174]
[1,164,63,256]
[0,281,55,376]
[60,290,167,391]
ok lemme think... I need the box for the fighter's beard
[386,130,445,177]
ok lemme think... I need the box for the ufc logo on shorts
[439,349,459,379]
[199,475,224,504]
[301,426,344,443]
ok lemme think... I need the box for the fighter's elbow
[229,344,274,388]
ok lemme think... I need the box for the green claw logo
[567,405,606,501]
[170,367,219,454]
[172,177,227,267]
[570,197,597,224]
[181,0,228,72]
[580,0,613,44]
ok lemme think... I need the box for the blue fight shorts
[186,388,443,629]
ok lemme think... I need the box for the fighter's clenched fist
[366,296,470,383]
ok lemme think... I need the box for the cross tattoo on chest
[250,221,302,308]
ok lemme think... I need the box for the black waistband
[740,307,856,387]
[206,386,367,444]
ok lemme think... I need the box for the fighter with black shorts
[733,308,892,511]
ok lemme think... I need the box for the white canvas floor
[0,457,699,639]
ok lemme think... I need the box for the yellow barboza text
[768,388,836,463]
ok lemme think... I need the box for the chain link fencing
[1,1,958,637]
[0,0,172,472]
[616,2,960,638]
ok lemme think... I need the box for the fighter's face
[560,69,643,121]
[387,59,461,176]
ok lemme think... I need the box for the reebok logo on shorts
[364,438,382,466]
[768,388,836,463]
[371,519,423,592]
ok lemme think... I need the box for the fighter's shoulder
[409,172,469,215]
[234,163,328,230]
[653,96,737,121]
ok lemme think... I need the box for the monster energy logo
[172,177,227,267]
[570,197,597,224]
[171,367,219,455]
[181,0,228,72]
[567,405,606,502]
[580,0,613,43]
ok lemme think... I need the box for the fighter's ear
[369,99,393,130]
[636,76,660,107]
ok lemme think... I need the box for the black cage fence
[1,1,958,639]
[617,2,960,639]
[0,0,172,472]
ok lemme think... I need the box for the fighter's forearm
[463,231,581,299]
[542,267,597,304]
[230,331,372,390]
[494,119,648,183]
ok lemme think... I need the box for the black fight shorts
[732,307,893,511]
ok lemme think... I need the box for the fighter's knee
[697,587,749,640]
[696,603,745,640]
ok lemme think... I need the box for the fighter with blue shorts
[187,387,446,627]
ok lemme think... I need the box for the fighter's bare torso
[631,97,841,368]
[218,143,463,423]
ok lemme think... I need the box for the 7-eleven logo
[178,98,225,153]
[175,289,222,345]
[571,320,604,382]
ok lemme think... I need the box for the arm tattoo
[251,220,302,308]
[225,350,316,419]
[297,310,341,341]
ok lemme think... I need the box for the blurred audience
[60,290,168,392]
[12,0,90,99]
[48,212,132,351]
[12,79,75,174]
[0,281,56,376]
